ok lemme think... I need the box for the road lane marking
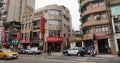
[40,58,81,63]
[19,56,81,63]
[82,62,96,63]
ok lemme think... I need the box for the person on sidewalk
[47,47,51,56]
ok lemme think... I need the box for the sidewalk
[96,54,118,58]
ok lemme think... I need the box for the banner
[17,32,21,40]
[40,16,45,33]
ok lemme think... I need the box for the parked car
[17,48,26,54]
[0,49,19,60]
[63,47,86,56]
[25,47,42,54]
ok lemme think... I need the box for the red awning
[20,39,25,43]
[46,36,64,43]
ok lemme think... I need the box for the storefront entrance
[98,39,110,54]
[48,42,61,52]
[22,43,29,49]
[84,40,94,48]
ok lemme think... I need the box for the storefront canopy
[20,39,30,43]
[69,37,82,42]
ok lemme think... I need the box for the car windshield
[29,47,38,50]
[1,49,12,52]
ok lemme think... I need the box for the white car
[25,47,42,54]
[63,47,86,56]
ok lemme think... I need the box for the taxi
[0,49,19,59]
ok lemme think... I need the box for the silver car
[25,47,42,54]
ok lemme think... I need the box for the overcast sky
[35,0,80,30]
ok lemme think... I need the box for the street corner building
[33,4,72,52]
[78,0,120,54]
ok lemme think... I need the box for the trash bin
[117,51,120,57]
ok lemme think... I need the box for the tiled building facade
[33,5,72,52]
[79,0,115,54]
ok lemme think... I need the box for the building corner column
[94,40,99,54]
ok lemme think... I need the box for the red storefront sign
[40,16,45,33]
[20,39,25,43]
[20,39,30,43]
[3,33,7,42]
[46,36,64,42]
[16,32,21,40]
[26,39,30,43]
[12,38,17,40]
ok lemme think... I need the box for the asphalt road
[0,53,120,63]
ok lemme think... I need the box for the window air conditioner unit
[114,15,118,19]
[113,15,118,21]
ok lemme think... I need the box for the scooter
[91,50,96,57]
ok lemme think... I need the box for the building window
[34,11,43,18]
[93,0,104,8]
[96,26,102,32]
[27,23,29,29]
[48,9,61,15]
[33,32,40,38]
[23,16,26,21]
[102,25,108,32]
[24,24,25,30]
[94,12,106,20]
[82,15,91,23]
[96,25,108,32]
[29,15,32,22]
[83,27,92,34]
[49,30,61,36]
[115,22,120,33]
[49,19,61,26]
[81,4,90,12]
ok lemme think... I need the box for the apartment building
[20,0,35,49]
[79,0,115,54]
[0,0,35,48]
[33,5,72,51]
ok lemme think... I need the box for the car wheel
[77,53,81,56]
[64,53,68,56]
[3,56,7,60]
[14,57,18,59]
[33,52,36,55]
[26,52,28,54]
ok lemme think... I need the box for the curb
[96,55,117,58]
